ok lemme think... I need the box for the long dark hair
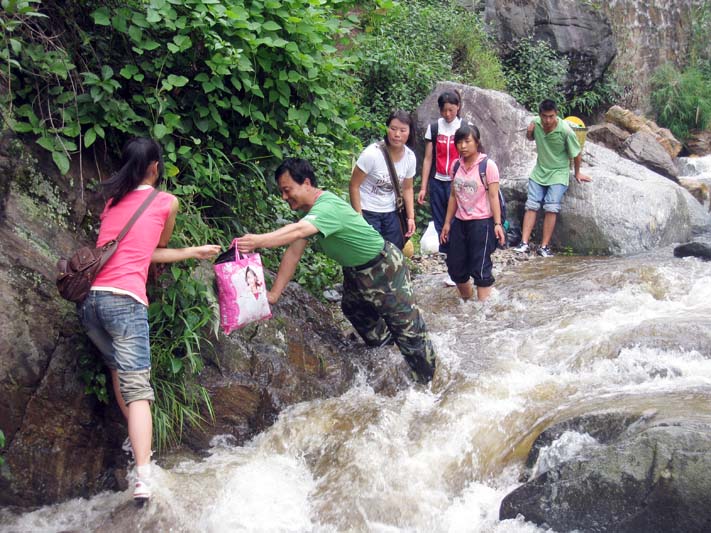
[103,138,164,207]
[454,124,484,154]
[383,109,414,148]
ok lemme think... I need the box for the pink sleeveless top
[92,186,175,305]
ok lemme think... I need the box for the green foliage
[353,0,505,139]
[650,64,711,141]
[78,349,110,404]
[559,75,621,117]
[503,37,569,112]
[502,36,620,117]
[1,0,361,450]
[649,1,711,142]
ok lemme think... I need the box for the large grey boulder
[483,0,616,95]
[622,131,679,181]
[416,82,711,255]
[500,413,711,533]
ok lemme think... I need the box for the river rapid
[2,238,711,532]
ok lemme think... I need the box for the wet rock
[678,178,709,206]
[587,123,629,153]
[501,414,711,533]
[522,412,646,471]
[0,133,126,507]
[622,131,679,180]
[482,0,616,95]
[686,131,711,157]
[182,280,360,449]
[673,242,711,261]
[605,106,683,159]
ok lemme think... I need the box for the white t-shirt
[355,142,416,213]
[425,116,462,182]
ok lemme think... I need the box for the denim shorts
[525,180,569,213]
[79,291,154,403]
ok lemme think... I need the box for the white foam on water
[678,154,711,178]
[531,431,600,478]
[0,490,123,533]
[197,454,316,532]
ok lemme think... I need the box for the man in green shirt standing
[236,158,436,384]
[513,99,592,257]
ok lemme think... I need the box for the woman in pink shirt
[79,138,220,502]
[440,125,506,301]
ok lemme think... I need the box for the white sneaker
[537,246,555,258]
[444,276,457,287]
[512,242,530,253]
[133,478,151,501]
[133,464,152,502]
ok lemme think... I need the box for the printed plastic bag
[214,239,272,334]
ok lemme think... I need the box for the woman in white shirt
[349,110,416,250]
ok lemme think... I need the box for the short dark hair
[454,123,484,153]
[437,90,461,110]
[539,99,558,113]
[274,157,317,187]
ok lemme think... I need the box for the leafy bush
[502,37,569,112]
[560,75,621,118]
[650,64,711,141]
[353,0,505,140]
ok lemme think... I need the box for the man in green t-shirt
[513,99,592,257]
[237,158,436,384]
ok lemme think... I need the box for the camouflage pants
[341,242,436,383]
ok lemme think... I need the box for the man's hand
[267,290,279,305]
[526,121,536,140]
[417,188,427,205]
[236,234,260,253]
[575,172,592,183]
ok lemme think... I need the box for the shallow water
[2,239,711,532]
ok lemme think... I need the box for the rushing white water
[678,154,711,179]
[3,241,711,532]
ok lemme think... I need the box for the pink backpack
[213,239,272,334]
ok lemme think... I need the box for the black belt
[350,243,387,271]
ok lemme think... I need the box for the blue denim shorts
[79,291,151,372]
[525,180,568,213]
